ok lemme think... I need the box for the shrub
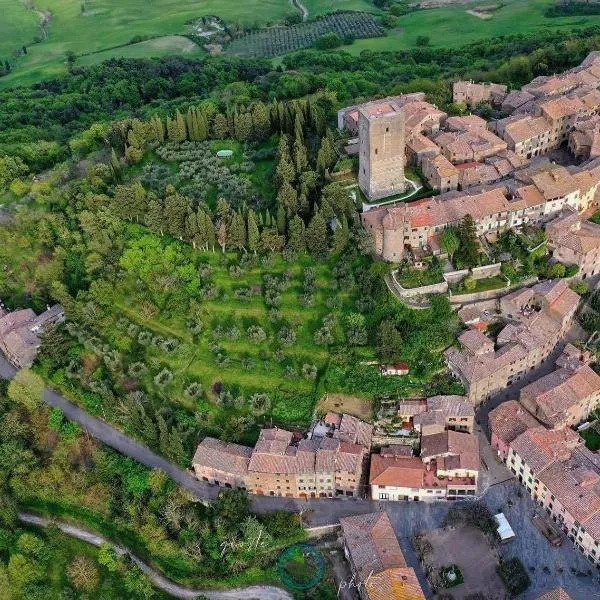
[153,368,173,387]
[250,393,271,415]
[314,33,342,50]
[497,557,531,596]
[302,364,318,381]
[184,381,203,399]
[247,325,267,343]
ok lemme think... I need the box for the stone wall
[391,271,448,298]
[443,269,469,285]
[472,263,502,280]
[449,276,538,304]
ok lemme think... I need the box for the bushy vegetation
[497,557,531,596]
[546,1,600,17]
[0,378,305,595]
[226,11,383,58]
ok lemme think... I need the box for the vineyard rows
[225,11,384,58]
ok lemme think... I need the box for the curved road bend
[0,356,378,525]
[19,512,292,600]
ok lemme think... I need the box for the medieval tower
[358,103,405,201]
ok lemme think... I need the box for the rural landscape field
[3,0,600,87]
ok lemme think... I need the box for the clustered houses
[369,395,480,502]
[0,304,65,368]
[488,344,600,568]
[445,279,581,405]
[546,207,600,279]
[192,412,372,498]
[361,160,600,262]
[538,589,573,600]
[344,53,600,264]
[397,394,475,435]
[452,80,508,108]
[339,511,426,600]
[568,115,600,161]
[519,350,600,429]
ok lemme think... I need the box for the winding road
[0,355,376,526]
[290,0,308,22]
[18,512,292,600]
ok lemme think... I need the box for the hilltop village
[354,52,600,267]
[190,53,600,586]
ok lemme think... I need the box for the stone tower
[358,104,405,201]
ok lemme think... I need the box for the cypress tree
[276,204,286,235]
[305,210,329,258]
[145,199,164,235]
[287,214,306,255]
[277,181,298,214]
[247,209,260,254]
[175,110,187,142]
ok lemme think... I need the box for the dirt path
[290,0,309,21]
[18,512,292,600]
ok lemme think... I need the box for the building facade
[358,104,405,201]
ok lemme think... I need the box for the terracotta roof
[458,329,494,355]
[369,454,425,487]
[425,395,474,417]
[340,512,406,582]
[446,115,488,131]
[541,96,586,120]
[504,115,552,144]
[520,365,600,426]
[192,437,252,476]
[488,400,541,445]
[420,430,479,470]
[366,567,426,600]
[510,426,581,473]
[537,587,573,600]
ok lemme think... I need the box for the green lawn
[589,210,600,225]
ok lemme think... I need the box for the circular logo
[277,543,325,591]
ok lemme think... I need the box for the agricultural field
[226,11,383,58]
[3,0,600,86]
[347,0,600,53]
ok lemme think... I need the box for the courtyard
[416,525,506,599]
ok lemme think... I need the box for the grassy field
[3,0,600,87]
[347,0,600,53]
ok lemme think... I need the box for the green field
[348,0,600,53]
[3,0,600,87]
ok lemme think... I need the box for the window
[379,493,389,500]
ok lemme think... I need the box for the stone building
[0,304,65,368]
[547,208,600,279]
[358,103,405,201]
[519,361,600,429]
[421,153,458,192]
[452,80,507,107]
[488,400,541,460]
[361,161,600,262]
[508,427,600,568]
[191,413,373,499]
[446,280,580,405]
[339,512,426,600]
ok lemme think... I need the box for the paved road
[19,512,292,600]
[0,355,380,524]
